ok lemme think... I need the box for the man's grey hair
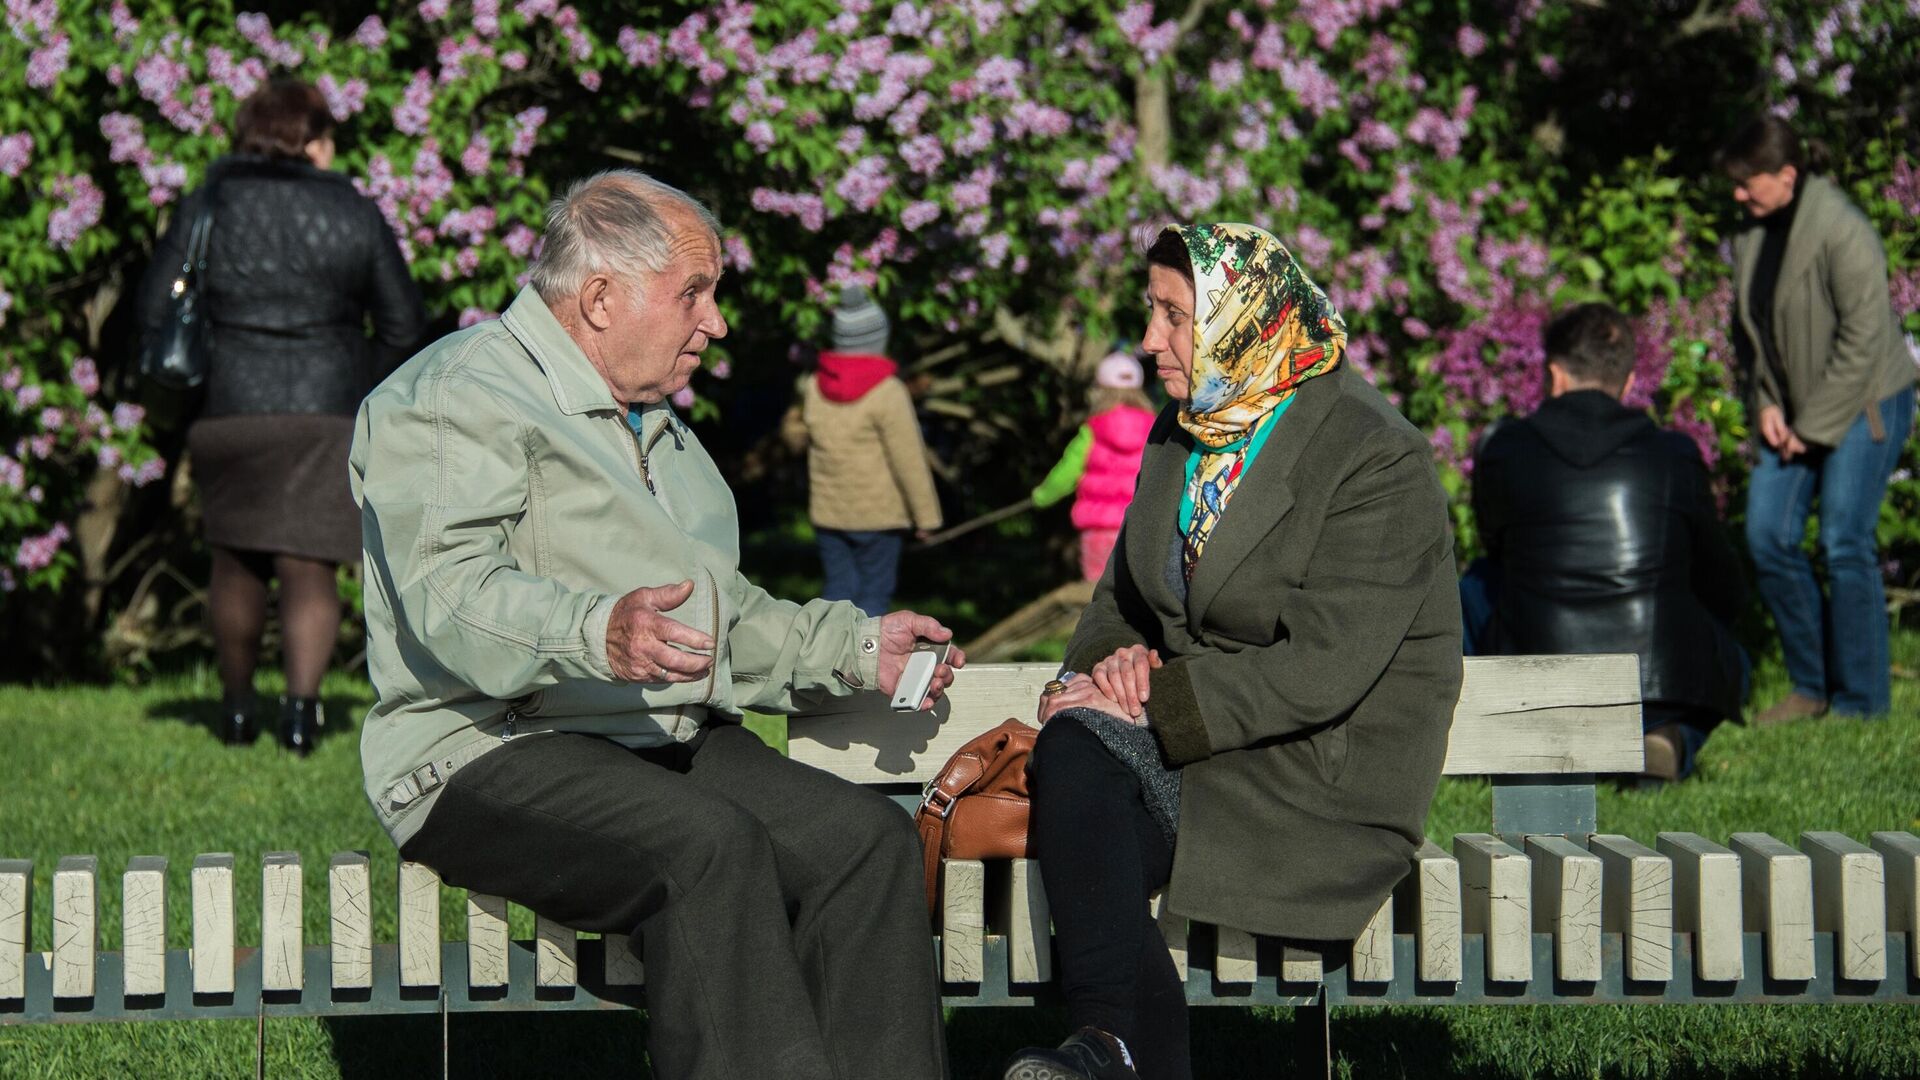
[528,169,721,301]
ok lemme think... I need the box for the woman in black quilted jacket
[138,79,426,754]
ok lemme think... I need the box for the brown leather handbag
[914,718,1038,916]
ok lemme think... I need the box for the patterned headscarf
[1166,223,1347,578]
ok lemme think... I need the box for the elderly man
[350,170,957,1079]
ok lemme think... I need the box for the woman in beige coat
[782,287,942,614]
[1724,116,1916,723]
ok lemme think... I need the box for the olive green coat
[1731,173,1913,448]
[1064,364,1462,942]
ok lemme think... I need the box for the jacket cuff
[1147,659,1212,766]
[585,593,619,681]
[833,615,885,692]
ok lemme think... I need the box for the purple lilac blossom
[950,115,994,157]
[352,15,387,47]
[886,2,933,37]
[70,358,99,397]
[474,0,501,36]
[112,402,145,429]
[745,121,776,152]
[618,26,663,66]
[236,12,303,66]
[835,156,894,212]
[750,188,827,232]
[394,71,434,135]
[671,386,697,410]
[26,32,68,88]
[503,224,538,258]
[419,0,451,19]
[0,132,32,178]
[15,523,71,572]
[15,384,44,409]
[722,235,754,271]
[509,108,546,156]
[1455,25,1487,57]
[109,1,139,41]
[48,174,104,250]
[900,200,941,230]
[899,134,944,175]
[1116,4,1178,64]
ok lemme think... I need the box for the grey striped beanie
[831,286,891,355]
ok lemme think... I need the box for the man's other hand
[874,611,966,710]
[607,580,716,684]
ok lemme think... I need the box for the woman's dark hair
[234,79,334,161]
[1544,302,1637,391]
[1145,227,1194,284]
[1717,115,1831,181]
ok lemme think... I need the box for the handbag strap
[915,750,988,917]
[180,173,220,278]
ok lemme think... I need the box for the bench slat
[941,860,985,983]
[397,862,441,989]
[1280,941,1322,984]
[328,852,373,992]
[1214,925,1258,984]
[535,916,577,990]
[190,854,234,996]
[1801,832,1886,981]
[603,932,645,987]
[466,893,509,990]
[122,856,168,998]
[786,656,1643,784]
[1349,896,1392,983]
[261,853,303,993]
[1455,834,1530,983]
[1587,835,1671,982]
[1870,831,1920,976]
[1526,836,1601,982]
[1,860,31,1000]
[1008,859,1050,984]
[53,856,97,999]
[1657,833,1742,982]
[1730,833,1815,980]
[1409,840,1462,983]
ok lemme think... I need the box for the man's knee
[671,801,782,897]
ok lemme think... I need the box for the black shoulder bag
[138,180,218,391]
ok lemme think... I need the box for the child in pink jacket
[1031,352,1158,580]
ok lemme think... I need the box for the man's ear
[1545,361,1571,399]
[580,275,614,331]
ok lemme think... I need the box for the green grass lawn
[2,639,1919,1079]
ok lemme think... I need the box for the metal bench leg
[255,997,266,1080]
[1291,988,1330,1080]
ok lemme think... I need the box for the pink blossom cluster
[900,200,941,231]
[509,108,546,157]
[352,15,387,48]
[116,457,167,488]
[47,174,104,250]
[235,12,303,67]
[206,46,268,99]
[1148,164,1222,220]
[751,188,827,232]
[26,31,68,88]
[898,134,944,175]
[1455,25,1487,58]
[69,357,99,397]
[1295,0,1403,50]
[0,455,21,492]
[834,155,894,212]
[1276,54,1344,117]
[1115,4,1177,64]
[1058,154,1123,196]
[440,205,498,246]
[1353,34,1409,88]
[1884,158,1920,217]
[619,26,664,66]
[668,12,729,84]
[503,224,539,259]
[764,30,832,83]
[318,74,369,122]
[950,115,995,158]
[723,235,754,271]
[394,70,435,135]
[4,0,56,38]
[14,522,69,573]
[458,307,499,328]
[887,2,933,37]
[949,166,997,210]
[438,34,498,83]
[0,132,32,178]
[1005,101,1071,140]
[0,287,11,328]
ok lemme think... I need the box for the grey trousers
[400,723,947,1080]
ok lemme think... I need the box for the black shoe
[279,696,321,757]
[220,692,258,746]
[1002,1028,1140,1080]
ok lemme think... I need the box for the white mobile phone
[889,641,952,712]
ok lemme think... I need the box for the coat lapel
[1183,365,1345,629]
[1774,174,1833,299]
[1122,406,1189,616]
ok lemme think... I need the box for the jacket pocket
[1310,720,1351,787]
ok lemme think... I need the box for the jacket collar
[1126,363,1347,630]
[500,286,622,416]
[1774,172,1839,296]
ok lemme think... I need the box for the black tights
[1028,718,1191,1080]
[208,547,340,700]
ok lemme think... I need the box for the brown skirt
[188,413,360,564]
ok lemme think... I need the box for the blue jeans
[817,528,905,617]
[1745,387,1915,716]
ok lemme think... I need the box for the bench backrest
[788,654,1644,784]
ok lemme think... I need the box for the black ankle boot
[1002,1028,1141,1080]
[279,696,321,757]
[220,692,258,746]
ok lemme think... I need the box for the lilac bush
[0,0,1916,629]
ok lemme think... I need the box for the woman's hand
[1089,644,1162,719]
[1036,674,1137,727]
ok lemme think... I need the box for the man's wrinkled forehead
[659,208,721,275]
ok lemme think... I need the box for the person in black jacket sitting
[1466,303,1749,782]
[138,79,427,755]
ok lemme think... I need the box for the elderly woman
[1001,224,1461,1080]
[1722,116,1916,724]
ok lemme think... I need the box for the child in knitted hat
[1031,351,1157,581]
[781,286,943,615]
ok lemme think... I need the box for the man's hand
[875,610,966,710]
[606,580,716,684]
[1089,644,1162,719]
[1037,673,1136,727]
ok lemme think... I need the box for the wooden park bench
[4,656,1918,1077]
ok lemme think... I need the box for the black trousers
[1028,719,1191,1080]
[400,724,946,1080]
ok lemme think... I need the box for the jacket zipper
[701,567,720,703]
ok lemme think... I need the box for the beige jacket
[1731,173,1914,447]
[783,375,943,532]
[351,287,883,847]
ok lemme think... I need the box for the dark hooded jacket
[1472,390,1747,720]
